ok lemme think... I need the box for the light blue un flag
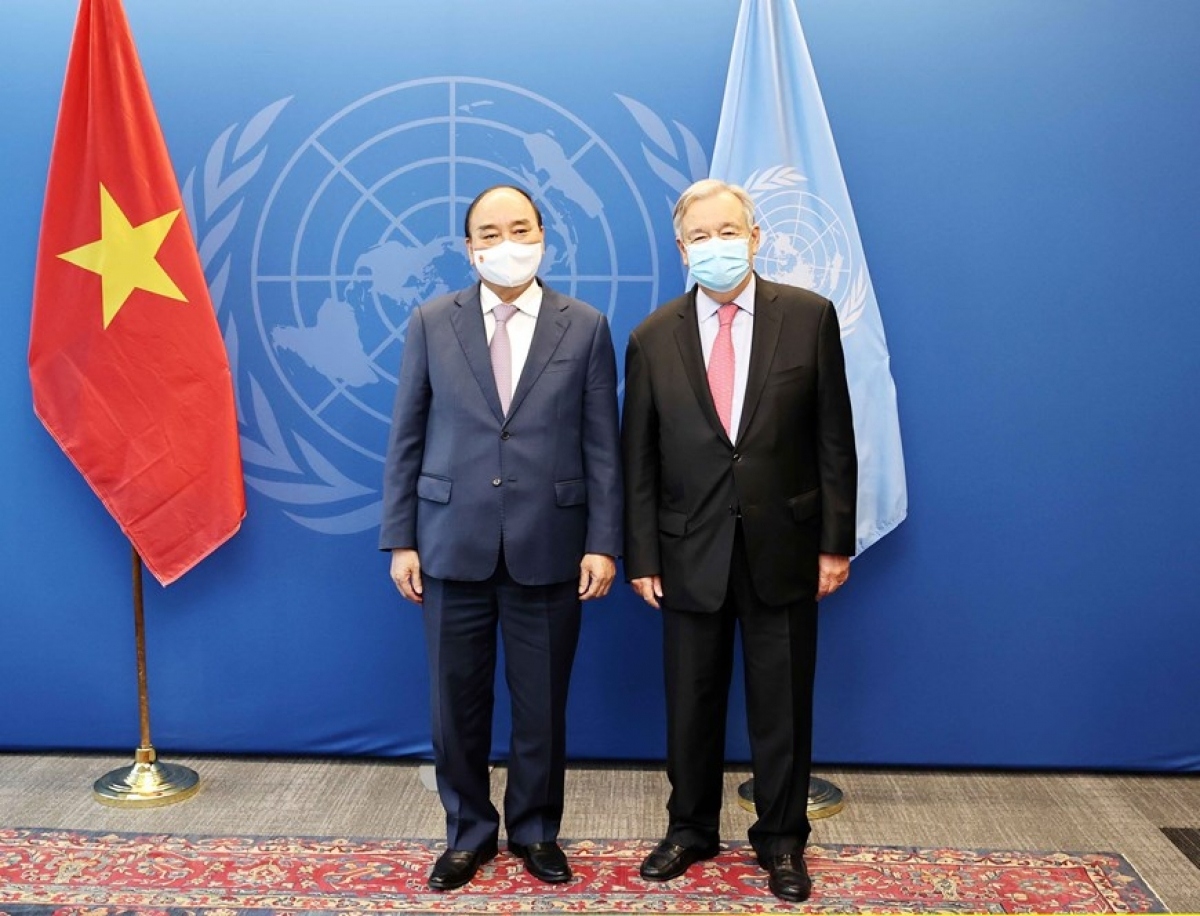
[711,0,907,554]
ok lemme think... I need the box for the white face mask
[472,240,543,288]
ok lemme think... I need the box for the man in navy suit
[380,185,622,891]
[622,180,857,903]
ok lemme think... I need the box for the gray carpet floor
[2,754,1198,911]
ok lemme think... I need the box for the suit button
[501,431,511,440]
[733,453,742,463]
[492,478,502,487]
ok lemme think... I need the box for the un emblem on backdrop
[196,78,661,533]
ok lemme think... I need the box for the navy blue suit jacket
[380,280,622,585]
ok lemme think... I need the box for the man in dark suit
[380,185,622,891]
[622,179,857,903]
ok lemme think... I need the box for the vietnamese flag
[29,0,245,585]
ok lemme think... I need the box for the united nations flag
[710,0,908,554]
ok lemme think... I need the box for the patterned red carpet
[0,828,1164,914]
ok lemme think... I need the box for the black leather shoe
[509,840,572,883]
[759,851,812,902]
[428,844,497,891]
[639,839,720,881]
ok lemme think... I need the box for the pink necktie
[708,301,739,437]
[491,302,518,414]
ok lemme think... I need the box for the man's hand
[630,575,664,609]
[817,553,850,600]
[579,553,616,600]
[391,548,424,604]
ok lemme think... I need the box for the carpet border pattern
[0,827,1166,914]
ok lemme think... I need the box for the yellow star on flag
[58,183,188,329]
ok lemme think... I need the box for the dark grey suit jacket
[380,281,622,585]
[622,277,857,611]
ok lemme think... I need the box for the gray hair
[672,179,757,240]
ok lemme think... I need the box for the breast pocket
[766,363,813,387]
[542,357,578,374]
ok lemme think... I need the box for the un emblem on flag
[746,166,866,335]
[213,78,659,533]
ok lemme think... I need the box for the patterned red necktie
[708,301,739,437]
[491,302,518,414]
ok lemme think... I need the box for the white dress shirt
[696,273,755,440]
[481,280,542,406]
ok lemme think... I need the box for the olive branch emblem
[616,94,709,215]
[744,165,805,194]
[184,97,382,535]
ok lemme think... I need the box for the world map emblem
[215,78,661,533]
[746,166,867,336]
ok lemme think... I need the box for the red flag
[29,0,245,586]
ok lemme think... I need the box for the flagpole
[714,0,905,828]
[92,547,200,807]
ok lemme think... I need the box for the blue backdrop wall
[3,1,1198,770]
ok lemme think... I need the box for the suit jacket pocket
[555,478,587,507]
[767,364,813,386]
[417,474,452,504]
[658,509,687,537]
[787,489,821,523]
[543,357,578,374]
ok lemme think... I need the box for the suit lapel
[735,278,783,442]
[673,288,732,446]
[449,283,506,423]
[507,283,570,422]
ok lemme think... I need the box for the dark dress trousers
[380,280,622,852]
[622,276,857,857]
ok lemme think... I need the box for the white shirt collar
[696,272,756,320]
[480,279,543,317]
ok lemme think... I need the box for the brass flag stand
[738,777,845,819]
[93,548,199,807]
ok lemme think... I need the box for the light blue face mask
[686,237,752,293]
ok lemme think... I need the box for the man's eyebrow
[475,218,533,231]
